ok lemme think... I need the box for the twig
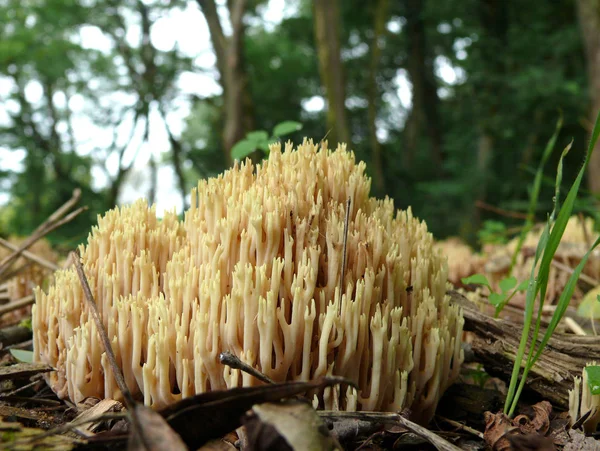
[318,412,462,451]
[475,200,529,220]
[0,262,32,286]
[564,317,586,336]
[551,259,598,286]
[341,197,351,294]
[0,295,35,317]
[0,189,84,277]
[394,414,462,451]
[0,324,32,347]
[72,251,186,451]
[219,351,275,384]
[0,374,45,397]
[7,412,127,447]
[436,416,484,439]
[0,237,59,271]
[71,251,135,408]
[320,128,332,147]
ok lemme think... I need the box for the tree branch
[196,0,228,79]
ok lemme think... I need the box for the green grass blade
[504,109,600,416]
[509,114,563,273]
[509,235,600,416]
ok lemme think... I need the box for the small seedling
[503,109,600,417]
[231,121,303,160]
[10,349,34,363]
[461,273,528,317]
[585,366,600,395]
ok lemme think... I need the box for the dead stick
[318,412,462,451]
[71,251,136,408]
[71,251,179,451]
[0,205,86,281]
[0,295,34,317]
[0,193,85,276]
[551,259,599,286]
[219,351,275,384]
[475,200,529,220]
[341,197,351,293]
[394,415,462,451]
[0,237,59,271]
[0,189,80,270]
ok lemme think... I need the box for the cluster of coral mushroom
[32,140,463,423]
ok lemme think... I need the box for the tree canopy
[0,0,596,245]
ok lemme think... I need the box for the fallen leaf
[128,404,187,451]
[9,349,34,363]
[0,362,52,381]
[514,401,552,435]
[577,285,600,319]
[245,400,339,450]
[483,411,515,451]
[0,419,79,450]
[72,398,123,437]
[159,376,350,449]
[563,429,600,451]
[507,434,556,451]
[485,403,556,451]
[198,439,237,450]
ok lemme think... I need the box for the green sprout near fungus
[464,110,600,417]
[501,110,600,417]
[231,121,303,161]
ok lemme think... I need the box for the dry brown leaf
[514,401,552,435]
[244,400,339,450]
[128,404,187,451]
[563,429,600,450]
[0,362,52,381]
[72,398,124,437]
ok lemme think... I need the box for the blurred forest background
[1,0,600,248]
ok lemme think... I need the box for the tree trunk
[313,0,350,146]
[404,0,444,172]
[465,0,508,236]
[197,0,252,166]
[367,0,388,194]
[576,0,600,194]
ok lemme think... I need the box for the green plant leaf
[509,114,563,273]
[231,140,257,160]
[10,349,34,363]
[499,276,517,293]
[461,274,492,290]
[576,286,600,320]
[488,292,506,307]
[273,121,302,137]
[516,280,529,291]
[246,130,269,142]
[585,366,600,395]
[505,109,600,417]
[257,141,271,152]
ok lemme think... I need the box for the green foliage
[10,349,34,364]
[231,121,303,161]
[464,364,491,388]
[576,289,600,320]
[585,366,600,395]
[509,115,565,274]
[504,110,600,417]
[477,220,508,245]
[461,274,528,317]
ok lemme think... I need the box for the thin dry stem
[71,250,136,409]
[219,351,275,384]
[0,237,59,271]
[0,295,34,317]
[0,189,84,276]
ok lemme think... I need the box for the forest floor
[0,196,599,450]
